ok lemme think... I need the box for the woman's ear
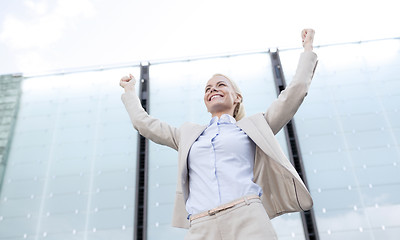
[234,94,242,104]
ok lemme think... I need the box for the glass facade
[280,39,400,239]
[0,67,140,239]
[0,39,399,240]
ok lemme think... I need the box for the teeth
[210,95,222,100]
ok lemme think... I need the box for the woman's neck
[211,111,233,119]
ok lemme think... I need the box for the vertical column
[134,63,150,240]
[0,74,23,193]
[269,50,319,240]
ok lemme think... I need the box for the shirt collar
[209,114,236,125]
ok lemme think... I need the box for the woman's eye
[218,83,226,87]
[205,88,210,93]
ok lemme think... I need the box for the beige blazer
[122,51,318,229]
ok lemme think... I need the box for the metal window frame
[269,49,319,240]
[134,63,150,240]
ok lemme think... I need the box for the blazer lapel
[179,124,208,180]
[236,114,280,161]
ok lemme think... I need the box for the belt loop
[244,196,250,206]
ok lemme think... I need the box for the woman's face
[204,75,240,116]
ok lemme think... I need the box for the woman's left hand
[119,74,136,93]
[301,29,315,51]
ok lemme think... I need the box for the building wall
[0,68,140,240]
[280,39,400,239]
[0,39,399,240]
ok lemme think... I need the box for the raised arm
[120,74,179,150]
[265,29,318,135]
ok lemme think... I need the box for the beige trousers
[184,196,278,240]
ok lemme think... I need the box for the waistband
[189,195,260,222]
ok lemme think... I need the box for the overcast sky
[0,0,399,75]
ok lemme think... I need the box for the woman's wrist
[304,46,313,52]
[124,86,136,93]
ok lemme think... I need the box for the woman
[120,29,318,240]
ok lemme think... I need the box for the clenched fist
[119,74,136,92]
[301,29,315,52]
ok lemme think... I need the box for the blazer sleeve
[121,91,179,151]
[265,51,318,135]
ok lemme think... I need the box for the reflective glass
[280,39,400,239]
[0,68,139,239]
[147,53,305,239]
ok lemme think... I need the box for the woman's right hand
[301,29,315,52]
[119,74,136,92]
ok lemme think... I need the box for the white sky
[0,0,399,75]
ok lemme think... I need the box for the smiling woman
[204,74,244,121]
[120,29,318,240]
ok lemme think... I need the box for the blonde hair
[211,73,245,121]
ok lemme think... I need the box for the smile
[209,94,223,101]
